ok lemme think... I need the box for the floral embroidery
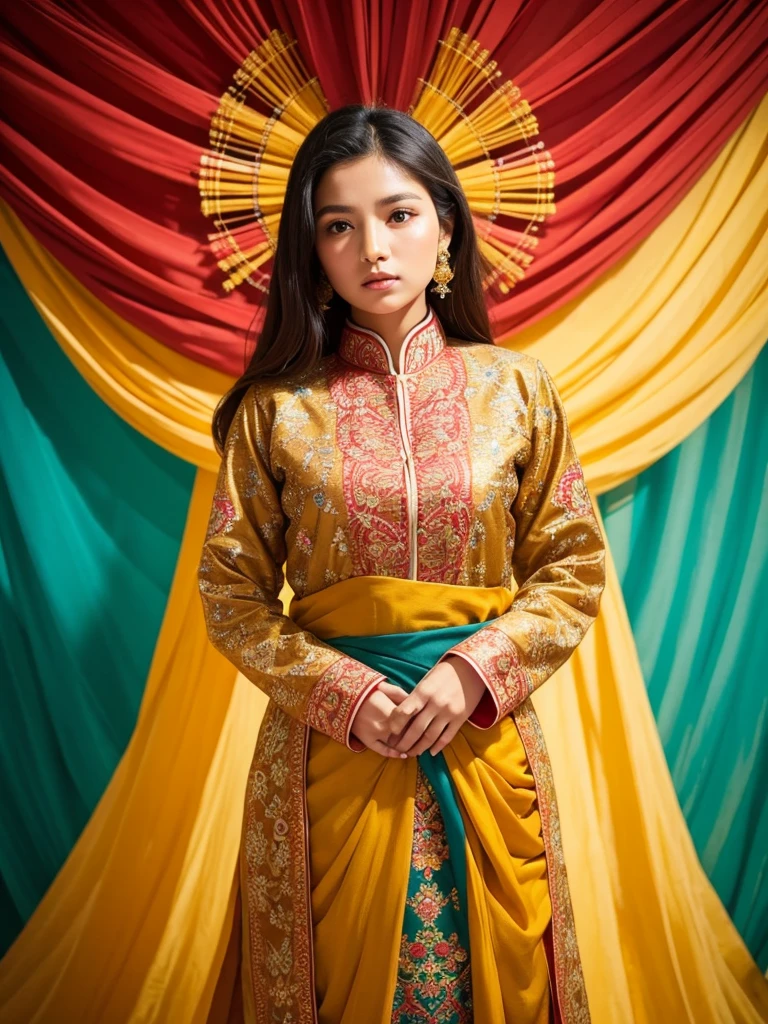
[206,491,237,538]
[514,700,591,1024]
[410,789,450,879]
[552,461,595,520]
[242,706,315,1023]
[391,766,472,1023]
[304,655,385,748]
[405,353,473,584]
[401,317,445,373]
[295,527,314,554]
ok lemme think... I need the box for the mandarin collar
[338,305,447,375]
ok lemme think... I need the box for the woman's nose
[360,220,390,264]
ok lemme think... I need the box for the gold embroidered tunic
[198,304,606,1022]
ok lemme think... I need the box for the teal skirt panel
[329,621,489,1022]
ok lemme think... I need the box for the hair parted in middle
[211,103,496,455]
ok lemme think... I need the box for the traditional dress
[197,304,606,1024]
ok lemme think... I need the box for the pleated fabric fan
[198,27,556,301]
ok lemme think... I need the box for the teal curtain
[0,250,195,954]
[599,343,768,970]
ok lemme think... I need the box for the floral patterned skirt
[391,764,473,1022]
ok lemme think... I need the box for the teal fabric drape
[332,625,486,1016]
[0,249,195,955]
[598,343,768,970]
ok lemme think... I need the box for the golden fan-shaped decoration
[199,26,555,298]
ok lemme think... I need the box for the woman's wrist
[443,653,487,713]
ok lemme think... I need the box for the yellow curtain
[0,96,766,1022]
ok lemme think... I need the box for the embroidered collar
[338,305,447,374]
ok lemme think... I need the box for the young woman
[198,104,606,1024]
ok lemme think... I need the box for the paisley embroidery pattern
[339,308,446,374]
[552,461,595,520]
[392,766,473,1023]
[406,354,473,584]
[333,313,474,584]
[328,366,412,578]
[206,491,237,538]
[338,331,392,373]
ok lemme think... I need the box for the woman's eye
[326,209,414,234]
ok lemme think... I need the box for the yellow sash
[290,573,517,637]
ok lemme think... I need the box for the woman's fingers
[389,709,438,754]
[428,721,460,756]
[404,717,450,757]
[388,694,426,734]
[377,681,409,705]
[369,738,408,758]
[357,681,465,758]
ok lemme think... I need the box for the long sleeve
[197,386,386,750]
[438,358,606,728]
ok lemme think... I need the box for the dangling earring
[431,246,454,299]
[317,270,334,312]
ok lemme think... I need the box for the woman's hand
[386,656,488,757]
[349,681,412,758]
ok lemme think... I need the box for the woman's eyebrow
[314,192,423,219]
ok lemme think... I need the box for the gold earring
[431,246,454,298]
[317,271,333,312]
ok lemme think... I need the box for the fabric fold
[1,2,766,364]
[300,581,554,1023]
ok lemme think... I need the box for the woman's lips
[362,277,399,290]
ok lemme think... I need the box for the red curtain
[1,0,766,375]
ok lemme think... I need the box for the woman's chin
[355,287,427,311]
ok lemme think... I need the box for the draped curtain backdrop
[0,2,766,1022]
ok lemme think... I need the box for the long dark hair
[212,103,495,455]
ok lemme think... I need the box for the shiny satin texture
[303,579,551,1023]
[197,304,606,1022]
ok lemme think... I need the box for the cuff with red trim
[436,625,532,728]
[305,657,387,751]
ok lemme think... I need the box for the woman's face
[313,153,453,317]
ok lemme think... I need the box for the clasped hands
[350,654,487,758]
